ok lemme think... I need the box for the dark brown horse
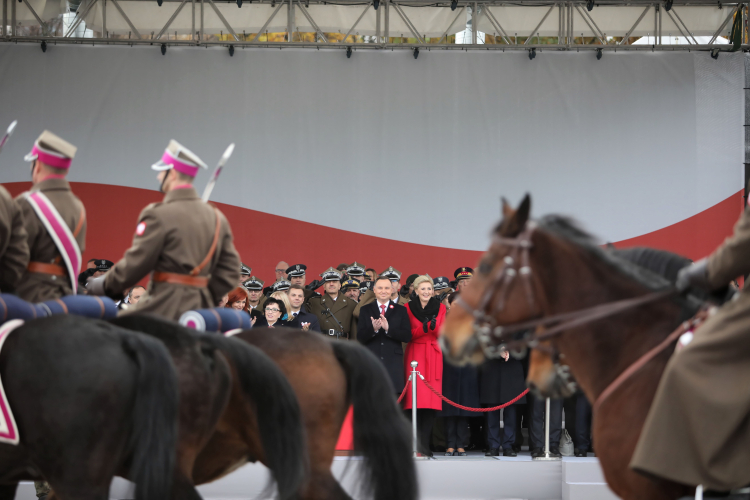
[195,327,418,500]
[440,195,709,500]
[0,315,179,500]
[110,315,306,500]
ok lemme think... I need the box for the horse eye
[478,261,492,275]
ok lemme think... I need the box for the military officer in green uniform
[307,267,358,339]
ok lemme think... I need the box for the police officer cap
[95,259,114,272]
[346,262,366,277]
[360,280,374,294]
[341,279,360,290]
[454,267,474,280]
[243,276,264,291]
[380,266,402,280]
[240,263,252,276]
[433,276,450,291]
[286,264,307,277]
[271,280,291,292]
[320,267,343,282]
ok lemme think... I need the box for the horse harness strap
[152,208,221,288]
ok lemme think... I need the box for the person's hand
[301,322,310,331]
[675,259,710,293]
[371,317,382,331]
[86,275,106,296]
[379,314,389,332]
[251,316,257,326]
[501,350,510,361]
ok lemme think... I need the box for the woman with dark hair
[254,297,290,328]
[403,275,445,457]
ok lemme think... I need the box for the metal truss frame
[2,0,748,52]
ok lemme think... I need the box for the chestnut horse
[440,195,714,500]
[199,327,419,500]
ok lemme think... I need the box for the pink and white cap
[151,139,208,178]
[24,130,77,170]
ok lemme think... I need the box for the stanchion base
[532,455,562,461]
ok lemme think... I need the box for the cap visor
[24,152,38,162]
[151,160,172,171]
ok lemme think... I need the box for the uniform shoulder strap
[190,207,221,277]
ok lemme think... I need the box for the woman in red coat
[403,274,445,457]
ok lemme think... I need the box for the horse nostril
[527,381,537,391]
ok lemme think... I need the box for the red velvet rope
[396,375,529,412]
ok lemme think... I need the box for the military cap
[454,267,474,281]
[243,276,264,291]
[381,266,402,280]
[94,259,114,272]
[433,276,451,291]
[240,263,252,277]
[341,279,361,290]
[271,280,291,292]
[25,130,77,169]
[346,262,366,277]
[320,267,343,282]
[360,280,374,294]
[151,139,208,178]
[286,264,307,277]
[405,274,419,287]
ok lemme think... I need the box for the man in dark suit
[357,275,412,395]
[288,284,321,332]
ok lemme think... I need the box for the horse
[439,194,714,500]
[110,314,307,500]
[196,327,418,500]
[0,315,179,500]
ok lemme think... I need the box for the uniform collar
[32,177,71,192]
[164,186,200,203]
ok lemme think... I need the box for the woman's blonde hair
[412,274,434,291]
[270,291,292,317]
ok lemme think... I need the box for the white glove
[675,259,710,293]
[87,275,106,296]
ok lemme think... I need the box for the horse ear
[501,197,514,218]
[515,194,531,229]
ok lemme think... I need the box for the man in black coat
[357,276,412,394]
[288,285,321,332]
[479,352,527,457]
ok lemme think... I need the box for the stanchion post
[533,396,561,461]
[411,360,418,458]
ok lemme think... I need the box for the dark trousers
[529,395,563,450]
[486,405,517,451]
[405,409,437,453]
[444,416,470,449]
[575,394,592,451]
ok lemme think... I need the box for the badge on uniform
[136,222,146,236]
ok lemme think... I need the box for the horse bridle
[454,222,676,360]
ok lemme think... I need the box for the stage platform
[12,451,620,500]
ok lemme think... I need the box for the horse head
[527,343,578,398]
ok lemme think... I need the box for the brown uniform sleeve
[104,205,165,298]
[15,194,42,257]
[707,207,750,288]
[207,211,240,305]
[0,189,29,292]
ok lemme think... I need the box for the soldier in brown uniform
[87,140,240,321]
[0,186,29,292]
[286,264,321,303]
[630,205,750,491]
[15,131,86,302]
[307,267,358,339]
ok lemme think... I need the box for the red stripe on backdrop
[3,183,744,282]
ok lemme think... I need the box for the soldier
[239,263,252,285]
[286,264,320,302]
[270,279,291,294]
[353,279,376,322]
[346,261,366,282]
[307,267,358,339]
[15,131,86,302]
[0,185,29,293]
[382,266,409,305]
[88,140,240,320]
[454,267,474,292]
[433,276,451,296]
[342,279,361,302]
[243,275,265,320]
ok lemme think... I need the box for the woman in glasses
[254,297,290,328]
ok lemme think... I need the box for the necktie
[380,304,386,316]
[293,312,298,319]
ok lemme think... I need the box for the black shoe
[485,448,500,457]
[530,448,544,458]
[574,449,587,457]
[549,447,562,458]
[458,451,467,456]
[512,444,521,453]
[503,448,517,457]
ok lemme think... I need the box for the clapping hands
[371,314,389,332]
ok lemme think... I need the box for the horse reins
[455,222,678,359]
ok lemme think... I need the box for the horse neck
[534,237,682,400]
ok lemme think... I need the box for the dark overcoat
[439,357,480,417]
[357,300,412,393]
[478,357,527,406]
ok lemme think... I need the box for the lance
[202,143,235,203]
[0,120,18,155]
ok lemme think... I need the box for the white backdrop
[0,45,743,251]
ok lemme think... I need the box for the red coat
[402,302,445,410]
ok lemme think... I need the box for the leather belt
[27,262,65,276]
[152,271,208,287]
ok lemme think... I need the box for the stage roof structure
[2,0,747,52]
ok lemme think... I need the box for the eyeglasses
[265,308,281,313]
[275,269,286,273]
